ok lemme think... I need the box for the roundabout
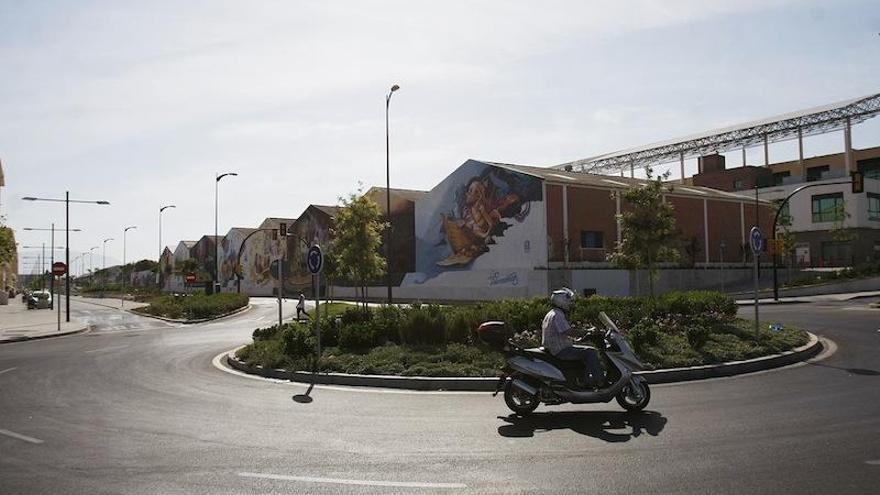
[0,296,877,494]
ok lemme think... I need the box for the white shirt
[541,308,573,355]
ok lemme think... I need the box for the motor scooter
[480,311,651,415]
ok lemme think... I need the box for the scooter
[480,311,651,415]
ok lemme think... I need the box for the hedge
[135,293,249,320]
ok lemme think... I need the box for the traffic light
[851,171,864,194]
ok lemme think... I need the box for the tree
[608,168,680,297]
[329,189,387,312]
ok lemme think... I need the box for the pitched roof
[476,160,767,203]
[312,205,340,217]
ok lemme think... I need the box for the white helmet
[550,287,574,311]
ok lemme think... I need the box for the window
[811,193,844,223]
[580,231,604,249]
[733,179,744,190]
[858,157,880,180]
[869,193,880,221]
[773,171,790,186]
[806,165,829,182]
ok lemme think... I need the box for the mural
[219,228,286,294]
[413,160,544,284]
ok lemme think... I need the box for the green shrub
[338,321,377,350]
[399,305,446,345]
[138,293,248,320]
[282,323,316,358]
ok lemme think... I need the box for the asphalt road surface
[1,296,878,494]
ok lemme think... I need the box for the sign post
[307,245,324,375]
[749,227,763,342]
[52,262,67,332]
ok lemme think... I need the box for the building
[692,147,880,265]
[364,187,427,284]
[287,205,338,293]
[189,235,220,285]
[331,159,772,301]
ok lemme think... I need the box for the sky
[2,0,879,272]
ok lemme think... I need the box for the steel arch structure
[555,92,880,175]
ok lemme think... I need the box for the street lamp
[89,246,99,287]
[385,83,400,305]
[122,226,137,307]
[158,205,176,286]
[215,172,237,293]
[102,238,113,271]
[22,194,109,322]
[23,226,81,310]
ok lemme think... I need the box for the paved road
[0,296,877,494]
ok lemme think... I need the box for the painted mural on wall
[413,160,544,284]
[219,229,285,294]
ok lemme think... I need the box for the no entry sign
[52,262,67,276]
[185,273,197,283]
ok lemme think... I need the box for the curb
[224,332,823,391]
[128,304,252,324]
[0,325,89,345]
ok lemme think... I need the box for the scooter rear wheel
[616,381,651,412]
[503,380,539,416]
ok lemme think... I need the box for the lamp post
[215,172,237,294]
[158,205,176,286]
[385,83,400,305]
[22,194,109,322]
[122,226,137,307]
[89,246,99,288]
[23,226,80,309]
[102,238,113,290]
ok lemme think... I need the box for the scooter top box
[477,321,508,350]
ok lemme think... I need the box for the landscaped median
[230,291,817,388]
[132,293,250,323]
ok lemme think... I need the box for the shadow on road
[808,363,880,376]
[292,383,315,404]
[497,410,667,442]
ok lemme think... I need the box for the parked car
[27,290,52,310]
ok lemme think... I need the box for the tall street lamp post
[122,226,137,307]
[102,238,113,289]
[158,205,176,286]
[385,83,400,305]
[89,246,99,287]
[22,193,109,322]
[215,172,237,294]
[23,226,80,309]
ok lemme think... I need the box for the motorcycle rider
[541,288,605,389]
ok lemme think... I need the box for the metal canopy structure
[555,92,880,175]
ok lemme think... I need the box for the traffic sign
[52,262,67,276]
[307,245,323,274]
[185,273,197,283]
[749,226,763,254]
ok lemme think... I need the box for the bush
[399,305,446,345]
[138,293,248,320]
[282,323,315,358]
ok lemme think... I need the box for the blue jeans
[556,346,605,387]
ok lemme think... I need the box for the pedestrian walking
[296,292,307,320]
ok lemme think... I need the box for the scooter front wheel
[503,380,539,416]
[616,381,650,412]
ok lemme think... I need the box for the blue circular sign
[749,226,763,253]
[307,245,323,274]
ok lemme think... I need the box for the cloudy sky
[2,0,878,271]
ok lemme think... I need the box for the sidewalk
[735,290,880,306]
[0,299,88,343]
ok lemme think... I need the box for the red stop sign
[52,262,67,276]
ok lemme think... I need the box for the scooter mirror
[598,311,619,333]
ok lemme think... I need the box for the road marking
[84,344,129,354]
[0,429,44,444]
[237,472,466,489]
[0,367,17,375]
[867,459,880,465]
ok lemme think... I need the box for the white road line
[0,429,44,444]
[84,344,129,354]
[237,472,466,489]
[866,459,880,465]
[0,367,18,375]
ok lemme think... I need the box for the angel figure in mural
[438,176,521,267]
